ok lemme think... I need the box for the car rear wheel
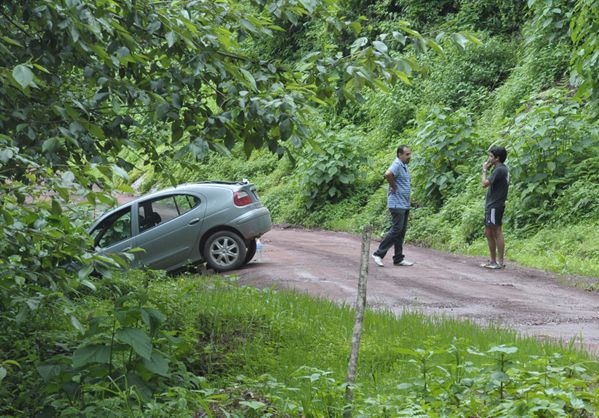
[203,231,247,272]
[244,238,257,264]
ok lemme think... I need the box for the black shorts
[485,206,504,226]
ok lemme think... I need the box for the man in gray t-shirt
[480,146,509,269]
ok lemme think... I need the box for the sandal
[481,261,502,269]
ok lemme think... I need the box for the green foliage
[0,272,206,416]
[493,43,570,117]
[407,190,483,251]
[149,146,281,192]
[2,268,598,415]
[147,276,599,416]
[527,0,598,108]
[570,0,599,107]
[411,106,483,207]
[1,0,446,195]
[297,131,366,207]
[345,0,527,35]
[0,165,127,327]
[362,83,420,135]
[28,273,176,414]
[246,351,599,416]
[552,165,599,224]
[526,0,575,44]
[422,37,518,111]
[2,0,599,413]
[451,0,527,35]
[0,0,313,174]
[262,181,307,224]
[507,223,599,280]
[344,0,456,31]
[506,91,599,227]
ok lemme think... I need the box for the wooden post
[344,225,371,418]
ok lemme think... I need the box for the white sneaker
[372,255,384,267]
[395,259,414,266]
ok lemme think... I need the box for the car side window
[92,208,132,248]
[138,194,200,233]
[173,194,200,215]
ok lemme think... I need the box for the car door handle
[189,218,200,225]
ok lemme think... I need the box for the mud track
[232,227,599,355]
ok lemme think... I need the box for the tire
[244,238,257,264]
[203,231,247,272]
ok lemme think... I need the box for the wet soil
[232,226,599,355]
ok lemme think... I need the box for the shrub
[526,0,575,44]
[422,37,517,111]
[494,43,570,117]
[363,83,420,136]
[262,181,307,225]
[552,166,599,224]
[439,188,484,245]
[297,131,366,208]
[506,91,599,228]
[411,106,483,207]
[509,222,599,278]
[452,0,527,35]
[406,207,454,248]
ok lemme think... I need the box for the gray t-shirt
[485,164,509,209]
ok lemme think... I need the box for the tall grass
[142,274,598,415]
[63,272,598,416]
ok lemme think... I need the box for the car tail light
[233,191,252,206]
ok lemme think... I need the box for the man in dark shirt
[480,146,509,269]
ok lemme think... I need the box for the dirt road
[232,227,599,355]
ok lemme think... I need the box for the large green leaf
[372,41,388,54]
[70,315,85,335]
[37,364,62,381]
[0,148,14,163]
[487,345,518,354]
[142,351,169,377]
[141,308,166,332]
[41,138,59,153]
[240,68,257,91]
[12,64,34,88]
[116,328,152,359]
[280,118,292,140]
[73,344,111,368]
[1,35,23,47]
[451,33,469,50]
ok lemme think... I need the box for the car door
[89,206,137,265]
[135,193,205,270]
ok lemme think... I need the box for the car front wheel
[203,231,247,272]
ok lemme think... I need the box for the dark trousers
[373,208,409,264]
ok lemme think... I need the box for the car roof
[89,181,252,229]
[143,181,252,198]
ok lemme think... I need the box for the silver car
[88,181,271,272]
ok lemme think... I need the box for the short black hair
[396,144,409,157]
[489,146,507,163]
